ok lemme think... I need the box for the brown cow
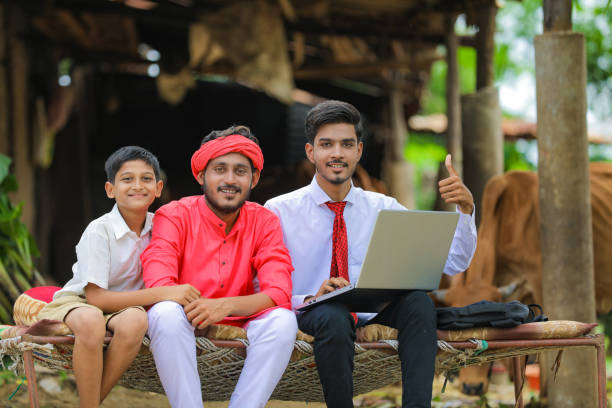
[433,162,612,395]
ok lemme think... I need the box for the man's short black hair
[104,146,161,183]
[200,125,259,146]
[200,125,259,171]
[304,100,363,144]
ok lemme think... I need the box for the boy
[38,146,200,408]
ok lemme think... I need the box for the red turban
[190,134,264,181]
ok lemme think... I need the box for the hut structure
[1,0,502,284]
[0,0,600,406]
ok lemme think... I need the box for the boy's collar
[109,204,153,239]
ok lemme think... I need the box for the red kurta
[141,196,293,325]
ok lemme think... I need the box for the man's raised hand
[438,154,474,215]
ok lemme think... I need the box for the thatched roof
[22,0,492,104]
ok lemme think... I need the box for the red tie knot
[325,201,347,216]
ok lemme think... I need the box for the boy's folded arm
[84,283,201,313]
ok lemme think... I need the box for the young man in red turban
[141,126,297,408]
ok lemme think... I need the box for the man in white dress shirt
[265,100,477,408]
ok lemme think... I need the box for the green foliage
[422,47,477,114]
[0,370,17,385]
[0,154,44,323]
[504,141,536,171]
[422,0,612,119]
[404,133,447,210]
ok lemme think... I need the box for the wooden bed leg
[596,339,607,408]
[512,356,524,408]
[23,350,40,408]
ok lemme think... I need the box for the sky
[497,0,611,141]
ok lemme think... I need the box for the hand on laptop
[438,154,474,215]
[313,277,350,299]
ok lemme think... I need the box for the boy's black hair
[304,100,363,144]
[104,146,161,183]
[200,125,259,171]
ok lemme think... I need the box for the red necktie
[325,201,349,281]
[326,201,357,324]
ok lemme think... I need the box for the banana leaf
[0,154,49,323]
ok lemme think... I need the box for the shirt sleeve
[75,227,111,289]
[141,206,183,288]
[251,212,293,307]
[443,206,478,275]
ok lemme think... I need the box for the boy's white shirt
[53,204,154,300]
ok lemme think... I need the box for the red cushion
[23,286,62,304]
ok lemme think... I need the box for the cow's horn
[431,289,448,303]
[499,281,520,298]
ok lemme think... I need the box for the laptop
[295,209,460,313]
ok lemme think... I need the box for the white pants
[147,301,298,408]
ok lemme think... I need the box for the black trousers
[297,291,437,408]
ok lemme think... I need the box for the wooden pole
[383,78,414,208]
[0,4,9,155]
[460,2,503,226]
[461,88,503,226]
[535,0,597,406]
[445,14,461,176]
[475,2,496,90]
[8,5,34,231]
[442,14,461,212]
[543,0,572,32]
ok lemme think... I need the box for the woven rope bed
[0,321,607,408]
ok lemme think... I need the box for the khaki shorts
[37,295,145,327]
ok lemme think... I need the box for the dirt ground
[0,364,540,408]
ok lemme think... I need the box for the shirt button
[223,240,226,244]
[222,261,226,265]
[219,223,222,227]
[221,284,224,288]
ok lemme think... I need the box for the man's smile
[327,161,348,169]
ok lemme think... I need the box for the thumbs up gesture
[438,154,474,215]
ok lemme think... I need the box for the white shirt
[264,177,477,318]
[54,204,154,299]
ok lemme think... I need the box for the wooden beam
[293,55,441,80]
[286,21,476,46]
